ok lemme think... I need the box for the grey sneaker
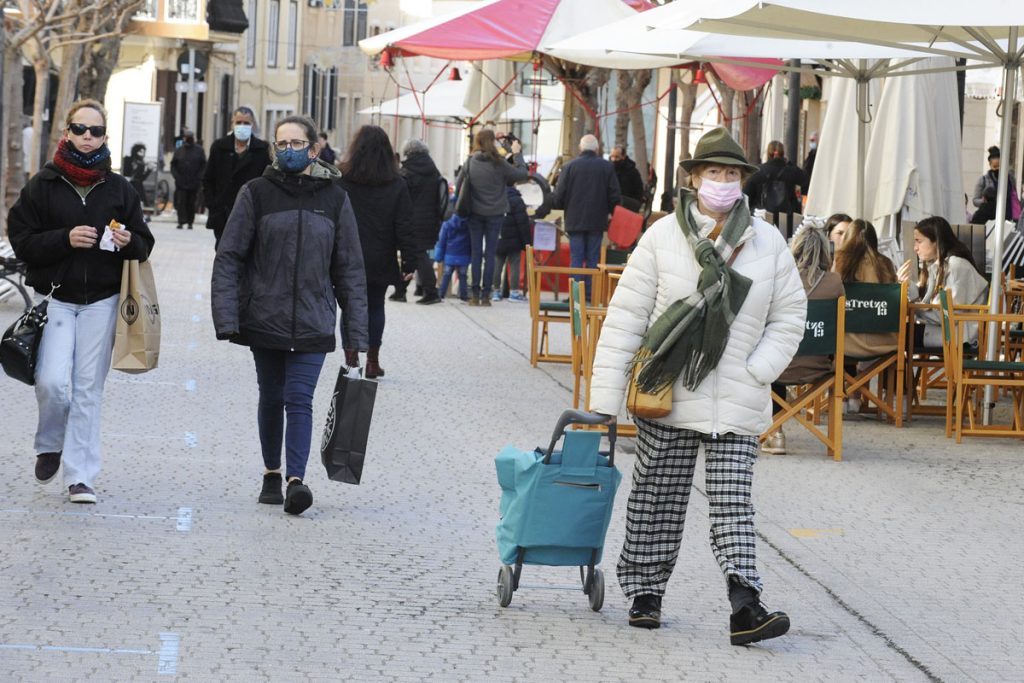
[68,483,96,504]
[35,452,61,484]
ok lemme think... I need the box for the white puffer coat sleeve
[589,213,807,436]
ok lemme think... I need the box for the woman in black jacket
[7,99,155,505]
[212,115,368,515]
[339,125,417,378]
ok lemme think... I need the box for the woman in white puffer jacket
[589,128,806,644]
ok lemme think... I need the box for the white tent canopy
[358,79,562,125]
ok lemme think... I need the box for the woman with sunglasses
[212,115,368,516]
[7,99,155,504]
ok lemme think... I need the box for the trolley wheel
[588,568,605,612]
[497,565,514,608]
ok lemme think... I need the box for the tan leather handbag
[626,351,672,419]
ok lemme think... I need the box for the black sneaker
[35,452,61,484]
[416,294,442,305]
[388,292,407,302]
[68,483,96,504]
[283,479,313,515]
[628,594,662,629]
[730,603,790,646]
[258,472,284,505]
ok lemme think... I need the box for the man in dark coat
[395,139,446,304]
[170,130,206,230]
[610,145,645,212]
[551,134,621,270]
[202,106,271,248]
[743,140,807,216]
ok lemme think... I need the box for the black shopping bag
[320,367,377,484]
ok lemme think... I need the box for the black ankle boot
[730,602,790,645]
[258,472,283,504]
[284,478,313,515]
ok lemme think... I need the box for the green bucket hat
[680,127,758,174]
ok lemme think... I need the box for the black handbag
[454,158,474,219]
[0,298,49,385]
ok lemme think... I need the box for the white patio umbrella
[863,58,963,231]
[804,75,880,220]
[358,79,562,125]
[588,0,1023,419]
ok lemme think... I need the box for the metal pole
[785,59,801,163]
[660,84,677,212]
[982,27,1019,424]
[185,47,198,134]
[856,61,870,220]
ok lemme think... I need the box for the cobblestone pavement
[1,217,1020,682]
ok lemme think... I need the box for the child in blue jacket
[435,214,471,301]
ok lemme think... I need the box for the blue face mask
[276,148,313,174]
[233,124,252,141]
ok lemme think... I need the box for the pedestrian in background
[212,115,368,516]
[7,99,156,505]
[318,132,337,165]
[551,134,621,273]
[170,129,206,230]
[744,140,806,216]
[610,144,645,212]
[395,138,445,305]
[435,214,471,302]
[339,125,417,378]
[970,145,1020,225]
[492,184,531,302]
[203,106,271,248]
[455,129,529,306]
[588,127,805,644]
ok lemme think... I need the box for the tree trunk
[742,87,764,164]
[627,69,652,182]
[675,79,698,193]
[2,49,26,235]
[29,47,50,178]
[614,70,631,149]
[78,31,124,101]
[49,42,84,160]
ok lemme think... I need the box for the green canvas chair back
[938,287,953,345]
[843,282,902,334]
[796,298,839,356]
[570,280,583,338]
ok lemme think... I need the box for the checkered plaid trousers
[617,418,763,599]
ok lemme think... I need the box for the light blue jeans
[34,295,119,488]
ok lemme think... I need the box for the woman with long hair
[339,125,416,377]
[897,216,988,348]
[763,227,844,454]
[824,212,853,256]
[455,128,529,305]
[7,99,156,504]
[213,115,368,515]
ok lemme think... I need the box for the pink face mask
[697,177,744,212]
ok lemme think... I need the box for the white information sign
[121,101,163,166]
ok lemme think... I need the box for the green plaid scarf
[631,189,753,393]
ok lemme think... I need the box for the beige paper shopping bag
[112,259,161,373]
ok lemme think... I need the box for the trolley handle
[543,409,617,467]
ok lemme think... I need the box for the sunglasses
[68,123,107,137]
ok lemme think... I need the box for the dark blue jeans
[468,214,503,297]
[251,348,327,481]
[569,231,603,292]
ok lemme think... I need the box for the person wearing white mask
[202,106,271,248]
[588,127,806,644]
